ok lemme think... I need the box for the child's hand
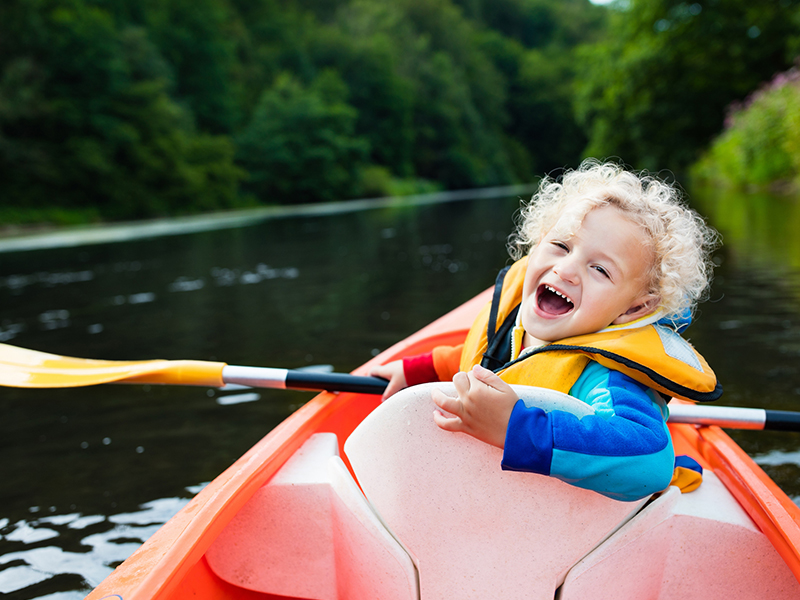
[369,360,408,401]
[432,364,518,448]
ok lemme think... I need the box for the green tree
[136,0,242,134]
[576,0,800,172]
[0,0,243,219]
[454,0,605,50]
[325,0,517,188]
[692,72,800,189]
[312,1,417,177]
[479,31,589,176]
[454,0,606,176]
[236,70,369,203]
[393,0,515,186]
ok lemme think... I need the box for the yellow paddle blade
[0,343,226,388]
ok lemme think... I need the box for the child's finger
[369,361,407,401]
[381,379,404,401]
[433,408,463,431]
[471,364,514,393]
[452,370,471,398]
[369,364,393,379]
[431,387,461,417]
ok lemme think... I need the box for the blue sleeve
[501,362,675,502]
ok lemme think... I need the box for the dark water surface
[1,189,799,598]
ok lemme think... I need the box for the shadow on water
[4,186,800,597]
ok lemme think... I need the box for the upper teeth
[546,285,573,303]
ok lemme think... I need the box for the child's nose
[553,258,579,284]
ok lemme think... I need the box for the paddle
[667,404,800,432]
[2,342,799,431]
[0,342,387,395]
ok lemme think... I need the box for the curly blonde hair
[509,159,719,319]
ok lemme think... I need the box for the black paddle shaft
[765,409,800,432]
[285,371,389,395]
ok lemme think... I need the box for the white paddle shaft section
[668,405,766,430]
[222,366,289,389]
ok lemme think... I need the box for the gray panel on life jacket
[655,325,703,372]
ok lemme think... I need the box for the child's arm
[502,364,674,501]
[431,362,674,501]
[370,345,464,401]
[431,364,518,449]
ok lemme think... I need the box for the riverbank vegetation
[1,0,799,223]
[692,67,800,192]
[575,0,800,173]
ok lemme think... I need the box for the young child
[371,160,721,502]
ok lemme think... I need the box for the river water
[0,187,799,598]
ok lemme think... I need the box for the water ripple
[0,491,199,596]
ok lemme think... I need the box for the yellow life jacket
[460,257,721,403]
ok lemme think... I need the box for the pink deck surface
[561,474,800,599]
[206,433,418,599]
[345,383,645,600]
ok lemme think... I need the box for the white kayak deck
[205,384,799,599]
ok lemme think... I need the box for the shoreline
[0,184,537,254]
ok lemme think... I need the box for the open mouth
[537,284,574,316]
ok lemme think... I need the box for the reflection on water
[692,185,800,501]
[693,184,800,270]
[2,187,800,597]
[0,488,201,596]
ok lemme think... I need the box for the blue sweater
[501,361,675,502]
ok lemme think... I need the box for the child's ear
[612,294,660,325]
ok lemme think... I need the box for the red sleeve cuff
[402,352,439,386]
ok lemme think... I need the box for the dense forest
[1,0,799,221]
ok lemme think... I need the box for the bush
[692,68,800,191]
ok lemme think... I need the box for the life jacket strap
[482,265,516,371]
[486,266,510,341]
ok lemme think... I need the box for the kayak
[86,289,800,600]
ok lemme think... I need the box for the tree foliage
[237,70,368,203]
[12,0,800,218]
[0,0,243,218]
[0,0,605,219]
[575,0,800,172]
[692,68,800,190]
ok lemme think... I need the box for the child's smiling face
[520,205,657,346]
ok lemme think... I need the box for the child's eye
[593,265,611,279]
[551,241,569,252]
